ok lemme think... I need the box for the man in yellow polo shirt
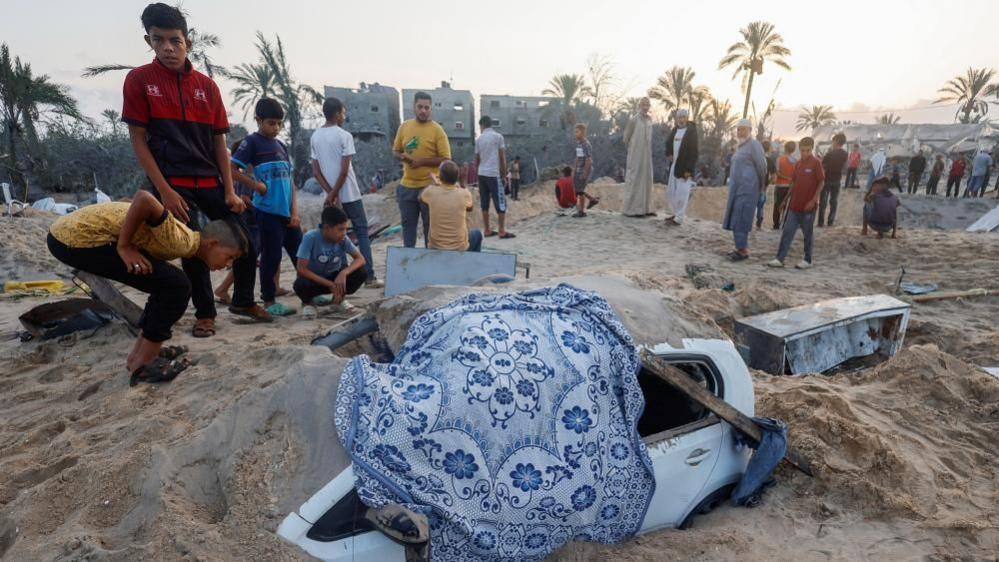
[393,91,451,248]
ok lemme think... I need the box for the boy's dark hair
[762,140,772,152]
[141,3,188,36]
[832,133,847,145]
[321,206,349,227]
[414,91,432,104]
[784,141,796,153]
[255,98,284,120]
[871,175,890,187]
[575,123,587,132]
[439,160,459,184]
[799,137,815,149]
[322,97,344,120]
[479,115,492,127]
[853,143,860,148]
[561,166,572,177]
[203,219,248,254]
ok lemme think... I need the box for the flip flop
[484,231,499,237]
[213,294,232,305]
[159,345,189,360]
[228,304,274,323]
[130,357,191,387]
[265,302,297,316]
[192,318,216,338]
[587,198,600,209]
[498,232,516,239]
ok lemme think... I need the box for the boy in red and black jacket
[122,3,272,336]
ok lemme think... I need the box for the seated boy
[555,166,577,215]
[47,190,246,385]
[865,176,900,238]
[294,207,367,317]
[419,160,483,252]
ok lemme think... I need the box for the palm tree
[542,73,592,128]
[647,66,697,114]
[707,99,739,137]
[795,105,836,132]
[875,113,901,125]
[82,29,225,78]
[688,86,714,123]
[101,109,121,136]
[253,32,324,182]
[226,62,276,119]
[718,21,792,118]
[934,67,997,123]
[1,44,82,185]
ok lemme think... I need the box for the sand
[0,181,997,561]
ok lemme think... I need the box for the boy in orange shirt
[772,141,796,229]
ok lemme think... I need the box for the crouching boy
[419,160,483,252]
[865,176,900,238]
[294,207,367,317]
[47,190,246,385]
[555,166,578,214]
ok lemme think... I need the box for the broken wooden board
[384,247,517,297]
[734,294,910,375]
[74,271,143,328]
[640,349,814,477]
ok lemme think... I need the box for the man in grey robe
[722,118,767,261]
[622,97,654,217]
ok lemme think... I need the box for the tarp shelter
[812,123,999,157]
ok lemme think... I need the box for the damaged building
[479,94,558,138]
[402,83,475,152]
[323,82,401,142]
[812,123,999,157]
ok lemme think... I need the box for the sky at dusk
[4,0,999,137]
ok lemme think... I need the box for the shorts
[573,176,588,194]
[478,175,506,213]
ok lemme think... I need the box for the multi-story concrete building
[479,95,559,138]
[323,82,401,142]
[402,82,475,147]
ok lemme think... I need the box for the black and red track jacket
[121,58,230,188]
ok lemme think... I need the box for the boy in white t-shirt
[310,97,382,288]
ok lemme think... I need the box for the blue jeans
[468,229,483,252]
[256,209,303,302]
[342,199,376,281]
[396,185,429,248]
[776,210,815,263]
[756,189,767,226]
[733,230,749,251]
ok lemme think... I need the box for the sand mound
[0,214,64,281]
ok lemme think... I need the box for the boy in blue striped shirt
[231,98,302,316]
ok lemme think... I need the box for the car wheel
[678,484,735,530]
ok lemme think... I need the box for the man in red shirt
[946,153,967,198]
[768,136,825,269]
[122,3,272,336]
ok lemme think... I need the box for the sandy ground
[0,181,997,561]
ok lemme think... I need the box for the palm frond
[81,64,135,78]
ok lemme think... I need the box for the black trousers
[907,172,922,194]
[772,185,790,229]
[293,267,366,304]
[926,174,940,195]
[154,186,258,318]
[844,167,858,188]
[818,181,840,226]
[47,234,191,342]
[946,176,962,198]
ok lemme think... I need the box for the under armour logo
[145,84,162,97]
[193,88,207,102]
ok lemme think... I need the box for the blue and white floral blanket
[335,284,655,561]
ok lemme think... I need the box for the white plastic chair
[2,182,26,216]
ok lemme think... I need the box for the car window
[636,357,721,439]
[306,487,375,542]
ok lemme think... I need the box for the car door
[639,355,726,532]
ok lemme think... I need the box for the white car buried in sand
[277,339,754,560]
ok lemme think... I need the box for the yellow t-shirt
[419,183,473,251]
[50,202,200,260]
[393,119,452,188]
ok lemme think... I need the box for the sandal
[484,231,499,237]
[265,302,297,316]
[498,232,516,239]
[192,318,216,338]
[587,197,600,209]
[228,304,274,323]
[159,345,189,360]
[213,294,232,306]
[129,357,191,387]
[728,251,749,262]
